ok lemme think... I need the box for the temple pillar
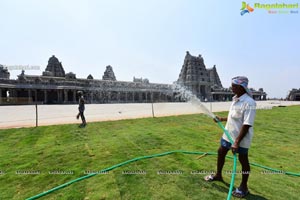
[57,90,61,103]
[28,89,32,104]
[44,90,48,104]
[132,92,135,102]
[13,89,17,98]
[60,90,63,103]
[0,88,2,104]
[34,90,37,103]
[117,92,121,103]
[125,92,128,103]
[90,91,94,103]
[56,90,59,103]
[98,91,102,103]
[64,90,68,103]
[108,91,111,102]
[73,90,76,103]
[151,92,154,103]
[145,92,148,103]
[139,92,142,102]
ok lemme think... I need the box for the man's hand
[213,116,227,123]
[213,116,221,123]
[231,142,239,154]
[232,125,251,154]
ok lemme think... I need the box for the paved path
[0,101,299,129]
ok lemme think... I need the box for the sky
[0,0,299,98]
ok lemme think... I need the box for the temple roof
[178,52,210,84]
[44,55,65,77]
[102,65,116,81]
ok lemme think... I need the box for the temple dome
[43,55,65,77]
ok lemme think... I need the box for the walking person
[76,91,87,127]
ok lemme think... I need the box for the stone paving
[0,101,299,129]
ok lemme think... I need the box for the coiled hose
[26,149,299,200]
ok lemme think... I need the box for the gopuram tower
[177,51,214,100]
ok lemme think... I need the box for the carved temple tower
[177,51,213,100]
[102,65,116,81]
[43,55,65,77]
[0,65,10,79]
[208,65,222,88]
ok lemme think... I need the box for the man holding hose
[204,76,256,198]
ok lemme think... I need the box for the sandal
[232,187,249,198]
[204,174,223,182]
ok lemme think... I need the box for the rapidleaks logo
[240,2,254,16]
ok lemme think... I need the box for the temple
[177,51,267,101]
[0,52,267,105]
[287,89,300,100]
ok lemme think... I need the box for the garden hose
[26,149,299,200]
[216,119,237,200]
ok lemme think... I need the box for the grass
[0,106,300,200]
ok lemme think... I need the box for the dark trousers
[79,111,86,125]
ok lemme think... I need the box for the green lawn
[0,106,300,200]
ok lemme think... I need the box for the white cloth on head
[231,76,252,96]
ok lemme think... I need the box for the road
[0,101,299,129]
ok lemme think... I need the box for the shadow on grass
[244,194,268,200]
[211,181,230,193]
[211,182,268,200]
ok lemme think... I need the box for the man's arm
[231,125,251,152]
